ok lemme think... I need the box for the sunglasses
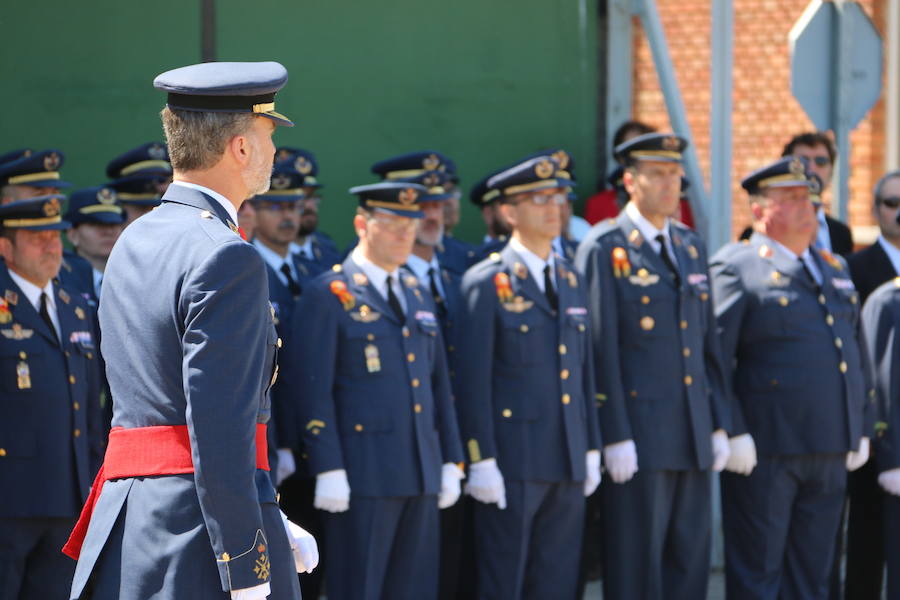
[806,156,831,167]
[879,197,900,209]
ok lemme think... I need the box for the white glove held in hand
[603,439,638,484]
[879,468,900,496]
[314,469,350,513]
[438,463,465,509]
[276,449,296,486]
[584,449,602,496]
[230,583,270,600]
[725,433,757,476]
[711,429,731,473]
[279,510,319,574]
[846,437,870,472]
[464,458,507,509]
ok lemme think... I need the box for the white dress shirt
[625,201,677,267]
[291,239,314,260]
[92,268,103,299]
[8,271,60,339]
[877,235,900,276]
[351,248,407,312]
[509,237,555,293]
[169,181,239,225]
[253,239,299,288]
[768,237,823,285]
[814,206,833,252]
[405,253,445,300]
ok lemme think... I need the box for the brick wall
[630,0,887,244]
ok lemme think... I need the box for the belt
[62,423,269,560]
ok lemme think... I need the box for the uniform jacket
[848,241,898,305]
[71,184,288,597]
[710,233,874,456]
[575,212,730,471]
[0,266,103,518]
[455,244,601,482]
[285,256,464,497]
[436,235,476,276]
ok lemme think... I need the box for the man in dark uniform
[285,181,464,600]
[0,195,104,599]
[456,154,601,599]
[860,272,900,599]
[105,142,172,226]
[0,149,72,204]
[65,61,315,600]
[575,132,732,600]
[468,171,511,265]
[710,156,873,600]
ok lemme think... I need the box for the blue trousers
[0,516,76,600]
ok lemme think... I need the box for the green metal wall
[1,1,598,246]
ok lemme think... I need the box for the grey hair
[160,107,256,172]
[874,169,900,204]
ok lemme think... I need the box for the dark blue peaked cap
[154,61,294,127]
[0,195,70,231]
[106,142,171,180]
[0,149,33,166]
[741,156,811,195]
[371,151,452,180]
[0,150,72,188]
[487,154,573,198]
[349,182,428,218]
[65,186,126,226]
[251,160,305,202]
[614,132,688,165]
[393,170,455,203]
[275,147,322,188]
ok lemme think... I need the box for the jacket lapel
[502,245,553,315]
[619,212,677,290]
[0,269,58,346]
[342,259,402,325]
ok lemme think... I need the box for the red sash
[62,423,269,560]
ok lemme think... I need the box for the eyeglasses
[254,201,301,213]
[371,214,419,233]
[808,156,831,167]
[513,192,567,206]
[879,196,900,209]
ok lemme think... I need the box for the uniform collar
[351,247,400,297]
[509,236,555,291]
[7,269,53,313]
[405,252,440,282]
[625,201,671,246]
[169,181,238,225]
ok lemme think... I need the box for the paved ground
[582,569,726,599]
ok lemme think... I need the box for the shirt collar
[351,247,398,294]
[405,253,440,282]
[252,238,291,273]
[509,237,555,286]
[170,181,239,225]
[625,201,671,245]
[291,238,313,256]
[7,270,53,312]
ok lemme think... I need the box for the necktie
[280,263,301,298]
[543,265,558,312]
[798,255,821,291]
[40,292,58,341]
[655,234,681,286]
[386,275,405,322]
[428,267,447,320]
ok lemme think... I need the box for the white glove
[279,510,319,574]
[438,463,465,509]
[878,468,900,496]
[464,458,507,509]
[314,469,351,513]
[846,437,870,472]
[584,449,601,496]
[230,582,270,600]
[725,433,758,476]
[603,439,638,484]
[276,449,296,486]
[711,429,731,473]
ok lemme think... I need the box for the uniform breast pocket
[566,314,589,361]
[497,312,544,366]
[416,319,440,363]
[756,290,796,333]
[622,288,673,338]
[0,346,42,394]
[341,323,391,378]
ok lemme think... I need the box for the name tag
[415,310,437,324]
[832,278,855,290]
[687,273,708,286]
[70,331,93,346]
[566,307,588,316]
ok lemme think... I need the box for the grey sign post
[789,0,883,222]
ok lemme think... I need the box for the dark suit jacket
[848,241,898,305]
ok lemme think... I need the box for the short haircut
[781,132,837,165]
[160,107,256,172]
[612,120,656,150]
[873,169,900,203]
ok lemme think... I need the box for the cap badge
[148,144,167,160]
[398,188,418,205]
[789,157,806,176]
[43,152,60,172]
[662,136,680,151]
[295,156,313,175]
[552,150,570,170]
[535,159,554,179]
[96,187,117,204]
[43,197,61,217]
[271,173,291,190]
[423,154,441,171]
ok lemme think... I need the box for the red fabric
[238,226,248,241]
[63,423,269,560]
[583,190,696,230]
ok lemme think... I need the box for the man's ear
[353,213,368,238]
[65,228,79,249]
[0,235,13,264]
[498,203,516,230]
[749,198,764,221]
[622,169,637,196]
[227,134,250,167]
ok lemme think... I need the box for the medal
[16,361,31,389]
[365,344,381,373]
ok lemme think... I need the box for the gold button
[700,292,709,301]
[630,390,638,398]
[562,394,571,405]
[412,378,420,387]
[640,316,655,331]
[683,347,691,357]
[74,429,81,437]
[355,424,364,432]
[64,351,70,357]
[407,353,415,362]
[520,325,529,333]
[578,324,586,332]
[839,361,848,373]
[819,294,826,304]
[779,296,789,307]
[680,320,688,329]
[18,351,25,359]
[684,375,693,386]
[86,352,93,359]
[221,552,231,561]
[641,295,650,305]
[73,402,80,410]
[560,369,570,380]
[502,409,512,418]
[276,337,283,348]
[414,403,422,413]
[311,428,320,435]
[559,344,567,355]
[0,448,6,457]
[69,375,76,384]
[851,295,858,304]
[402,327,410,338]
[826,314,834,326]
[835,337,843,349]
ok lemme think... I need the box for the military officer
[575,132,732,600]
[0,195,104,599]
[468,171,511,265]
[860,274,900,600]
[65,61,316,600]
[106,142,172,225]
[285,181,465,600]
[455,154,601,599]
[0,149,72,204]
[710,156,873,600]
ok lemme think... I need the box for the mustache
[277,220,297,230]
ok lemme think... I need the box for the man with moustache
[575,133,732,600]
[64,61,316,600]
[285,181,464,600]
[710,157,872,600]
[0,195,104,600]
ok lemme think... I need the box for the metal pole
[833,0,851,222]
[887,0,900,170]
[710,0,734,251]
[634,0,710,239]
[606,0,635,176]
[200,0,216,62]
